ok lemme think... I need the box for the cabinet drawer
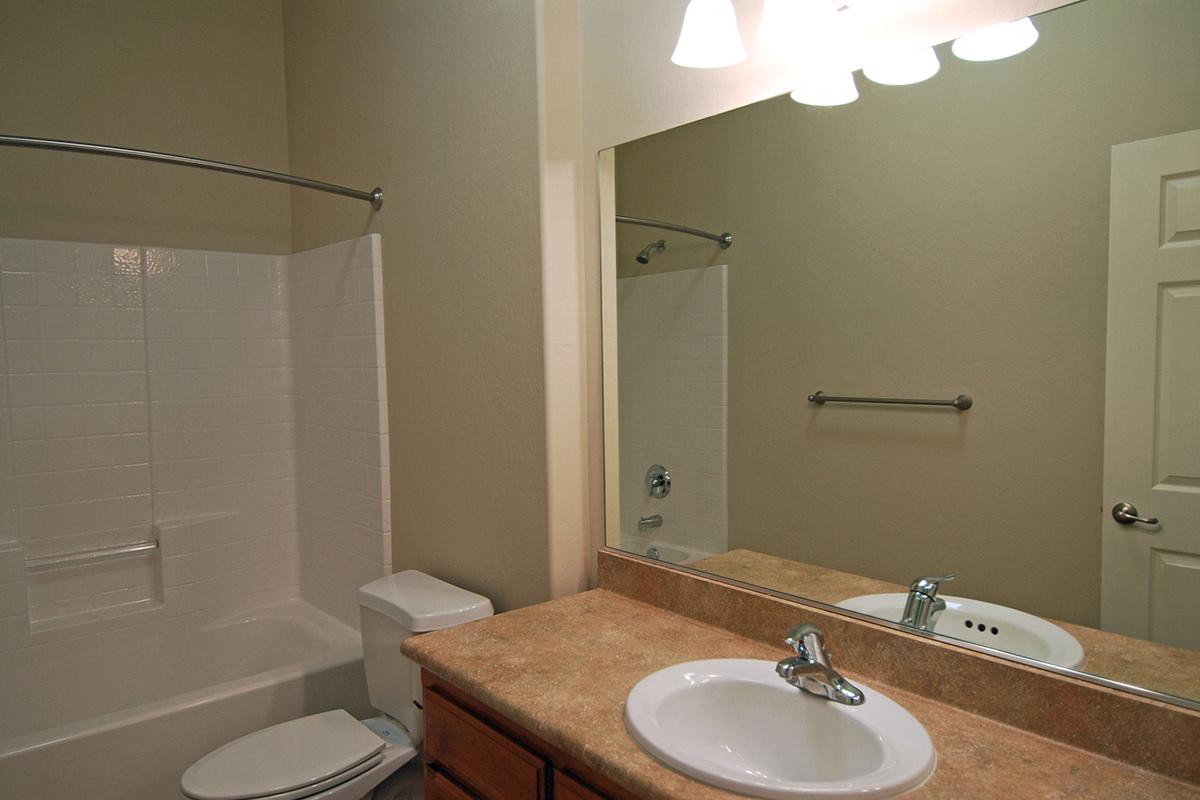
[424,689,546,799]
[425,766,479,800]
[555,771,609,800]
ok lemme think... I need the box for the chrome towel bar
[25,539,159,573]
[0,134,383,209]
[808,391,973,411]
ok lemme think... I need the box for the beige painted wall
[0,0,292,253]
[612,0,1200,625]
[282,0,551,612]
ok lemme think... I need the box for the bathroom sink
[625,659,935,799]
[836,594,1085,669]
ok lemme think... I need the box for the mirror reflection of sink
[625,659,935,799]
[837,594,1085,669]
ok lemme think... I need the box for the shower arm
[0,134,383,209]
[616,214,733,248]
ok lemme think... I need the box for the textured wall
[0,0,293,253]
[282,0,550,611]
[611,0,1200,626]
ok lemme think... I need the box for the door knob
[1112,502,1159,526]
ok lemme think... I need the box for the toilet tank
[358,571,493,739]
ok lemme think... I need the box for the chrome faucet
[900,573,956,632]
[775,624,865,706]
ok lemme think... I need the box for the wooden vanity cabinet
[421,670,637,800]
[553,772,611,800]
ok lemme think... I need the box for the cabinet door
[426,766,478,800]
[555,771,609,800]
[424,689,547,799]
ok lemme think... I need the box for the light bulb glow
[862,46,940,86]
[671,0,748,69]
[951,17,1039,62]
[790,69,859,106]
[757,0,835,55]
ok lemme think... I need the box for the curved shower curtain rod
[616,214,733,249]
[0,134,384,209]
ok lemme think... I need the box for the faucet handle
[909,573,956,597]
[784,623,827,662]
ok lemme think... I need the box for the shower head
[636,239,667,264]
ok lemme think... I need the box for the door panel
[1102,129,1200,644]
[1150,550,1200,650]
[1154,283,1200,490]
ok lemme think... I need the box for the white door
[1101,129,1200,649]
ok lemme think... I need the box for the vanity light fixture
[951,17,1039,62]
[764,0,857,106]
[862,46,940,86]
[756,0,834,55]
[671,0,748,69]
[789,67,859,106]
[756,0,801,53]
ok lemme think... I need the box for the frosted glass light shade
[790,69,859,106]
[862,46,940,86]
[951,17,1039,62]
[671,0,748,69]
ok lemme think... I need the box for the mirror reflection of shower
[636,238,667,264]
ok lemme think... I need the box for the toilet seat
[181,710,389,800]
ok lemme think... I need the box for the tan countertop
[403,588,1199,800]
[690,549,1200,702]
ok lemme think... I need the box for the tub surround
[0,234,389,641]
[403,588,1198,799]
[0,234,388,800]
[617,264,729,559]
[691,549,1200,701]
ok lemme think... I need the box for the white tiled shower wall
[0,234,388,652]
[617,265,728,561]
[291,238,390,626]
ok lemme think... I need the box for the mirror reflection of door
[1102,129,1200,649]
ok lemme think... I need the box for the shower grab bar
[808,390,974,411]
[0,134,383,209]
[25,539,159,573]
[617,214,733,249]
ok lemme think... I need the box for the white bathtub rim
[0,636,362,760]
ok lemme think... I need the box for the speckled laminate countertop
[402,589,1200,800]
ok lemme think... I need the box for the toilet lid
[181,710,386,800]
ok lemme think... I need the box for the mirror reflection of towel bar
[25,539,159,572]
[808,391,973,411]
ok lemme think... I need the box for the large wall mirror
[601,0,1200,708]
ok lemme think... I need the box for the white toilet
[180,571,493,800]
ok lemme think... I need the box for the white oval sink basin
[625,659,935,799]
[836,594,1085,669]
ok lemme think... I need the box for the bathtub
[0,597,370,800]
[618,533,723,566]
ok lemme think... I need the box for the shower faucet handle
[645,464,671,498]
